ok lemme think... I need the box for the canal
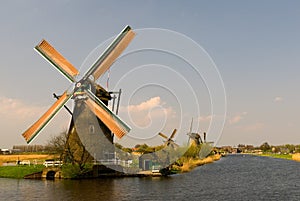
[0,154,299,200]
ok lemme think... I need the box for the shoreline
[0,153,222,179]
[292,153,300,162]
[172,154,221,173]
[249,152,300,162]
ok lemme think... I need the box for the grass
[0,154,58,179]
[0,165,44,179]
[260,153,293,160]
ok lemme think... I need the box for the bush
[61,163,93,179]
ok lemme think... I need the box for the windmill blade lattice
[88,26,135,80]
[22,91,73,143]
[35,39,79,83]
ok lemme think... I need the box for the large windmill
[22,26,135,161]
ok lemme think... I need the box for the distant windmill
[158,129,179,149]
[187,118,203,146]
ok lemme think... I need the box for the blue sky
[0,1,300,148]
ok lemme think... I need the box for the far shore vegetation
[259,153,293,160]
[219,142,300,162]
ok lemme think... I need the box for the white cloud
[0,96,47,119]
[228,112,247,125]
[121,96,175,128]
[198,115,213,122]
[0,96,71,147]
[127,97,161,112]
[274,96,283,103]
[197,114,227,123]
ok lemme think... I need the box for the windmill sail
[158,132,168,139]
[169,129,177,139]
[35,39,79,82]
[83,25,135,81]
[158,129,178,147]
[22,91,73,143]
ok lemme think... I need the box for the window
[89,124,95,134]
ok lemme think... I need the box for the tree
[285,144,295,153]
[114,143,123,150]
[45,131,68,160]
[260,142,271,152]
[46,129,93,172]
[63,127,93,171]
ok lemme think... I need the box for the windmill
[186,118,214,159]
[22,26,135,154]
[187,118,203,146]
[158,129,179,148]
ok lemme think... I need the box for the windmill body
[188,132,203,146]
[187,118,204,146]
[186,118,214,159]
[63,84,115,163]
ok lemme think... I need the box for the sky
[0,0,300,148]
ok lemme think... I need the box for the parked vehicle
[17,160,30,165]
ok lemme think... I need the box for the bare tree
[46,129,92,172]
[62,126,93,171]
[45,131,68,160]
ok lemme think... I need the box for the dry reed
[0,154,57,163]
[292,153,300,162]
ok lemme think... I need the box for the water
[1,154,300,200]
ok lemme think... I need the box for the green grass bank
[0,165,44,179]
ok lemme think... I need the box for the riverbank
[254,152,300,162]
[292,153,300,162]
[259,153,293,160]
[171,154,221,173]
[0,165,44,179]
[0,154,57,179]
[0,153,221,179]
